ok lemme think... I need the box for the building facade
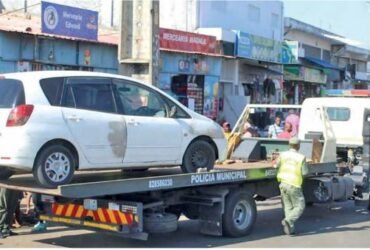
[160,0,285,125]
[284,17,370,103]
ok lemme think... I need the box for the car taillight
[6,105,34,127]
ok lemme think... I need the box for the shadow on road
[34,199,370,248]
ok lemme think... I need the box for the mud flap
[199,203,223,236]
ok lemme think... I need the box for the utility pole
[118,0,160,85]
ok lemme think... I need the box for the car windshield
[0,79,25,108]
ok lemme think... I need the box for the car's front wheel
[181,140,215,173]
[33,144,75,188]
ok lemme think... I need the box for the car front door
[113,79,183,164]
[61,77,126,165]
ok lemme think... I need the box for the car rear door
[61,77,126,165]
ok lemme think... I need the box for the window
[0,79,25,108]
[113,79,167,117]
[62,77,116,113]
[40,77,65,106]
[271,13,279,29]
[327,107,350,121]
[322,50,331,62]
[302,44,321,59]
[248,5,260,23]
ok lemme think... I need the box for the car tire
[181,140,215,173]
[143,212,178,234]
[33,144,75,188]
[223,191,257,237]
[0,168,15,180]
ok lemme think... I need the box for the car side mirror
[169,106,177,118]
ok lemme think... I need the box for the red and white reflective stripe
[51,203,135,225]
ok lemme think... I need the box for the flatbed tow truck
[0,105,368,240]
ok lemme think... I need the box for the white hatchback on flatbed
[0,71,227,188]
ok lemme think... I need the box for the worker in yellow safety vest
[274,137,308,236]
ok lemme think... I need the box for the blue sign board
[41,1,98,41]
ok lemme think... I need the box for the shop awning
[302,57,343,70]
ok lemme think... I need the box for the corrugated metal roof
[0,14,119,45]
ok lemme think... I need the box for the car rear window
[0,79,25,108]
[40,77,65,106]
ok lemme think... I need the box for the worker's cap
[289,137,300,145]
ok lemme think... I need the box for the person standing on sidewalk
[0,188,22,238]
[31,193,47,233]
[274,138,308,235]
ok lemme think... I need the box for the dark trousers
[0,188,22,231]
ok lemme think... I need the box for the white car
[0,71,227,188]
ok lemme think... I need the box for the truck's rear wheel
[223,191,257,237]
[181,140,215,173]
[33,145,75,188]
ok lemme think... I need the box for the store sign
[235,31,282,63]
[41,1,98,41]
[282,41,299,64]
[160,28,217,54]
[284,66,326,84]
[304,67,327,83]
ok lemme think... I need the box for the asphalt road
[2,197,370,248]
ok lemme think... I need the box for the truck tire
[143,212,178,234]
[181,140,215,173]
[0,168,15,180]
[223,191,257,237]
[33,144,75,188]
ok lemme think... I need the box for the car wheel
[181,140,215,173]
[33,144,75,188]
[0,168,15,180]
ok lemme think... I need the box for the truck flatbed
[0,161,336,198]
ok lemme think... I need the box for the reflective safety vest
[277,150,305,188]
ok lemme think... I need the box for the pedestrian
[268,116,283,138]
[243,120,259,138]
[0,188,22,238]
[285,109,300,137]
[274,138,308,235]
[31,193,47,233]
[222,121,232,140]
[277,122,293,139]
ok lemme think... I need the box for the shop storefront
[234,31,283,104]
[159,28,222,120]
[0,31,118,74]
[283,65,326,104]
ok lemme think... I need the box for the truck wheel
[33,145,75,188]
[0,168,15,180]
[223,191,257,237]
[181,140,215,173]
[143,212,178,234]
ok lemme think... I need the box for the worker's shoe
[31,222,47,233]
[0,232,7,239]
[2,229,18,237]
[281,220,292,235]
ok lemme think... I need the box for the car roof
[2,70,139,82]
[303,97,370,107]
